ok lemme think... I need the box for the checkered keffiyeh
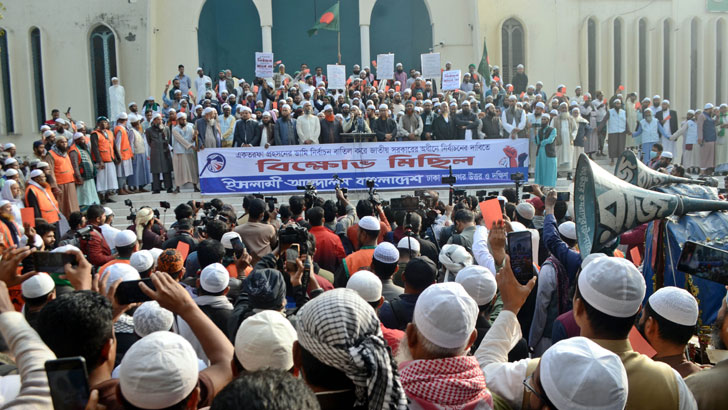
[296,289,408,410]
[399,356,492,409]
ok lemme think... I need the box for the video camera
[332,174,348,196]
[390,196,424,213]
[297,182,318,209]
[366,179,387,206]
[279,225,309,255]
[74,225,92,241]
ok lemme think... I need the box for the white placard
[255,52,274,78]
[442,70,461,91]
[420,53,441,79]
[376,54,394,80]
[327,64,346,90]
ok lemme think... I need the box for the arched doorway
[370,0,431,73]
[501,18,524,85]
[90,25,117,119]
[198,0,261,82]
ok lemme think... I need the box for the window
[638,19,648,99]
[30,28,45,128]
[587,18,597,95]
[90,25,117,119]
[690,19,699,109]
[0,29,13,133]
[717,20,725,104]
[613,19,623,88]
[501,18,524,85]
[663,20,672,100]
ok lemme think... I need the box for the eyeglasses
[523,375,556,409]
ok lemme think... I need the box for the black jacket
[371,117,398,141]
[233,119,261,146]
[481,114,502,139]
[454,111,479,139]
[431,115,457,140]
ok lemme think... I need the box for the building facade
[0,0,725,154]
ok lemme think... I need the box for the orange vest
[114,125,133,161]
[25,183,59,223]
[93,129,115,163]
[49,150,74,185]
[341,247,376,279]
[0,220,17,249]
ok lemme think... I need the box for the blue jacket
[543,214,581,282]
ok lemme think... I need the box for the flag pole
[337,0,341,64]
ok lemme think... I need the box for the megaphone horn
[614,150,715,188]
[574,154,728,256]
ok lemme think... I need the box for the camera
[366,179,382,206]
[297,183,318,209]
[510,172,524,182]
[279,225,309,255]
[74,226,92,241]
[126,212,136,221]
[264,197,277,212]
[523,185,534,193]
[332,174,348,195]
[124,199,133,207]
[159,201,170,209]
[187,200,203,209]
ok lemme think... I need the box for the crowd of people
[0,171,722,409]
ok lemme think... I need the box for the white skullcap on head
[103,206,114,216]
[194,104,203,110]
[4,157,16,165]
[200,263,230,294]
[149,248,163,263]
[281,104,291,110]
[119,331,199,409]
[241,106,252,113]
[662,99,670,105]
[52,244,80,254]
[414,282,478,349]
[439,244,473,276]
[43,130,54,138]
[21,273,55,299]
[0,200,11,208]
[133,301,174,337]
[541,337,628,410]
[235,310,297,372]
[721,104,728,109]
[29,169,43,179]
[648,286,699,326]
[579,256,646,317]
[550,109,558,116]
[130,250,154,273]
[152,113,162,121]
[581,252,607,269]
[73,132,85,141]
[687,110,695,115]
[653,95,661,100]
[221,231,242,250]
[497,195,508,204]
[373,242,399,264]
[358,215,380,231]
[367,104,376,110]
[455,265,497,306]
[261,111,271,118]
[202,107,214,116]
[55,118,66,125]
[3,143,15,150]
[102,263,141,293]
[3,169,17,177]
[115,230,138,248]
[176,112,186,120]
[558,221,577,240]
[40,125,50,132]
[705,103,714,110]
[303,100,312,106]
[221,103,230,110]
[324,104,333,111]
[117,112,128,120]
[536,102,546,109]
[515,202,535,220]
[559,102,568,108]
[397,237,420,253]
[662,151,673,159]
[347,270,383,303]
[378,104,388,110]
[38,161,49,169]
[644,107,653,114]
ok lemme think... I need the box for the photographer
[131,207,166,250]
[58,211,85,244]
[234,199,277,262]
[162,218,198,253]
[79,204,114,267]
[167,203,194,238]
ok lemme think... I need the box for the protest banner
[327,64,346,89]
[442,70,461,90]
[254,52,274,78]
[376,54,394,80]
[197,139,529,195]
[420,53,441,79]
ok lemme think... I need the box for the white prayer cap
[648,286,698,326]
[484,103,495,110]
[536,102,546,109]
[439,244,473,275]
[653,94,661,100]
[241,106,252,113]
[358,215,380,231]
[133,301,174,337]
[3,157,16,166]
[662,99,670,105]
[414,282,478,349]
[373,242,399,264]
[347,270,383,303]
[128,101,137,108]
[0,200,11,208]
[551,98,559,104]
[104,206,114,216]
[570,100,578,107]
[43,130,54,138]
[202,107,214,116]
[102,263,140,293]
[367,104,376,110]
[378,104,388,110]
[455,265,497,306]
[176,112,186,120]
[705,103,714,110]
[55,118,66,125]
[572,107,581,114]
[29,169,43,179]
[220,231,242,251]
[557,84,565,89]
[323,104,333,112]
[461,101,470,107]
[148,95,155,100]
[536,81,544,86]
[396,62,403,67]
[581,252,607,269]
[303,100,312,106]
[644,107,653,114]
[149,248,163,263]
[117,112,128,120]
[575,85,582,90]
[235,310,297,372]
[281,104,291,110]
[559,102,568,108]
[21,272,55,299]
[119,331,199,409]
[541,114,550,121]
[549,109,558,116]
[397,237,420,253]
[221,103,231,110]
[127,114,138,123]
[115,230,138,248]
[642,97,650,102]
[3,143,14,150]
[130,250,154,273]
[578,256,646,317]
[541,337,628,410]
[3,169,17,177]
[721,104,728,109]
[200,263,230,294]
[152,113,162,121]
[558,221,576,240]
[515,202,535,220]
[40,125,50,132]
[662,151,673,159]
[261,111,271,118]
[687,110,696,115]
[450,101,458,108]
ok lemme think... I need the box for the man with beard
[113,113,134,195]
[90,117,120,203]
[42,130,56,153]
[481,103,502,139]
[391,92,405,116]
[420,100,435,140]
[233,106,260,147]
[274,104,297,145]
[44,135,79,217]
[24,168,61,226]
[372,104,398,142]
[172,112,199,192]
[632,107,668,165]
[195,107,221,149]
[502,96,527,139]
[145,113,174,194]
[68,132,100,207]
[33,140,47,164]
[432,102,456,140]
[397,101,423,141]
[526,102,546,171]
[318,105,341,144]
[454,101,479,140]
[296,101,320,144]
[550,102,577,178]
[394,62,407,87]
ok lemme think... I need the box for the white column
[261,26,272,53]
[360,24,370,67]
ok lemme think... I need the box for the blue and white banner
[197,139,529,195]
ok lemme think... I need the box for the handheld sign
[176,241,190,262]
[442,70,461,91]
[255,52,274,78]
[479,199,503,230]
[21,208,35,228]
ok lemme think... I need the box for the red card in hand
[20,208,35,228]
[176,241,190,262]
[630,247,642,267]
[479,199,503,230]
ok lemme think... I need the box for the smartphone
[677,241,728,286]
[45,356,90,410]
[523,185,534,193]
[33,252,75,274]
[65,106,71,115]
[115,278,155,305]
[507,231,534,285]
[556,192,571,202]
[286,243,300,263]
[265,197,277,212]
[230,236,245,259]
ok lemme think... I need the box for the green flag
[308,2,340,36]
[477,37,490,87]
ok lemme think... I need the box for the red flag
[371,60,377,68]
